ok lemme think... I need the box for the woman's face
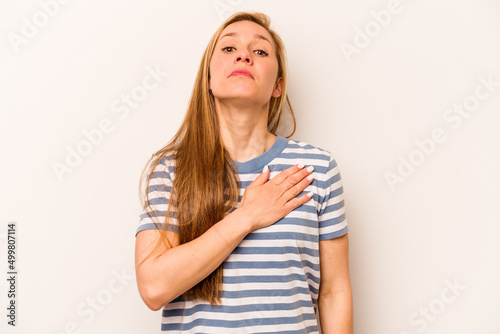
[209,20,282,107]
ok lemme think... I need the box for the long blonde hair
[138,11,296,305]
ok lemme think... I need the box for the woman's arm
[135,209,251,310]
[135,164,314,311]
[318,233,353,334]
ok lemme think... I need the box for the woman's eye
[221,47,268,56]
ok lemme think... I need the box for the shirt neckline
[232,135,289,174]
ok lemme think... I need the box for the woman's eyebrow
[220,32,272,45]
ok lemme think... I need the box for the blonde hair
[139,11,296,305]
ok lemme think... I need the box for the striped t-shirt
[135,134,348,333]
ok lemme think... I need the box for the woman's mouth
[229,70,253,78]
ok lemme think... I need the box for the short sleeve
[135,155,179,237]
[317,155,348,240]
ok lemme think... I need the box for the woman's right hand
[236,164,315,231]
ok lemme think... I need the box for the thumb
[248,165,270,188]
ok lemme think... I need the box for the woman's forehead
[218,21,275,47]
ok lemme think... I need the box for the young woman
[135,11,353,333]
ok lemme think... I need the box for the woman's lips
[229,70,253,78]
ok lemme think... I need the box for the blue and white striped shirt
[136,135,348,333]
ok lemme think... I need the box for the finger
[275,165,314,197]
[282,170,314,201]
[271,164,305,186]
[247,165,270,188]
[283,191,314,212]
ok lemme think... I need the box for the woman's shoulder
[284,136,336,163]
[148,150,177,176]
[282,137,342,182]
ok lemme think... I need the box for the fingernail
[297,163,305,169]
[306,166,314,173]
[307,191,313,197]
[262,165,269,173]
[307,174,314,181]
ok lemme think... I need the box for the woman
[135,11,353,333]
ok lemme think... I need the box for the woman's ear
[272,77,283,98]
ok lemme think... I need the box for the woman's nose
[235,50,252,64]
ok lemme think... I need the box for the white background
[1,0,499,333]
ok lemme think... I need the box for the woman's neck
[215,100,276,163]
